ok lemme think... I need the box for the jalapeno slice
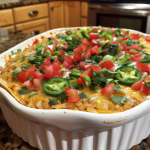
[42,77,70,96]
[115,66,142,86]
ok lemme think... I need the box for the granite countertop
[0,27,150,150]
[0,0,88,9]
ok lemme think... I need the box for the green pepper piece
[69,73,80,79]
[115,66,142,86]
[83,75,91,87]
[70,79,77,85]
[76,30,83,40]
[43,50,51,57]
[66,35,74,41]
[42,77,70,96]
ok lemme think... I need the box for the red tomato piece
[136,62,149,73]
[73,53,81,62]
[33,71,43,78]
[138,46,142,51]
[101,83,115,96]
[63,56,74,69]
[59,50,65,56]
[110,28,115,33]
[33,78,43,89]
[17,71,28,83]
[129,43,138,50]
[63,43,69,49]
[81,50,91,60]
[123,36,129,40]
[53,58,61,65]
[131,80,142,91]
[73,46,83,53]
[27,66,37,72]
[117,37,124,41]
[82,38,90,47]
[44,46,53,55]
[99,60,115,70]
[52,43,57,49]
[90,45,99,55]
[27,70,35,79]
[141,82,150,95]
[67,89,80,103]
[79,61,88,70]
[65,87,70,93]
[84,65,102,72]
[79,43,88,50]
[130,33,140,40]
[43,65,53,79]
[89,33,99,40]
[32,39,39,45]
[122,30,128,36]
[130,54,142,62]
[77,77,85,86]
[101,27,107,31]
[52,63,62,77]
[39,63,46,70]
[93,27,99,32]
[122,42,129,51]
[24,80,33,89]
[80,69,94,78]
[44,56,51,66]
[145,36,150,42]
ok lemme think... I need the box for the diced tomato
[65,87,70,93]
[130,54,142,62]
[101,27,107,31]
[90,45,99,55]
[39,63,46,70]
[52,62,62,77]
[67,89,80,103]
[52,43,57,49]
[112,34,116,37]
[32,39,39,45]
[73,46,83,53]
[73,53,81,62]
[136,62,149,73]
[79,43,88,50]
[93,27,99,32]
[84,65,102,72]
[27,70,35,79]
[79,61,88,70]
[123,36,129,40]
[24,80,33,89]
[110,28,115,33]
[145,36,150,42]
[141,82,150,95]
[81,50,91,60]
[80,69,94,78]
[82,38,90,46]
[59,50,65,56]
[90,39,102,47]
[100,37,107,41]
[117,37,124,41]
[53,58,61,65]
[122,30,128,36]
[33,71,43,78]
[118,51,124,57]
[129,43,138,50]
[131,80,142,91]
[63,56,74,69]
[89,33,99,40]
[33,78,43,89]
[44,46,53,55]
[77,77,85,86]
[125,51,139,55]
[17,71,28,83]
[27,66,37,72]
[43,65,53,79]
[63,43,69,49]
[130,33,140,40]
[44,56,51,66]
[99,60,115,70]
[101,83,115,96]
[122,42,129,51]
[138,46,142,51]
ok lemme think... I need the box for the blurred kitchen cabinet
[64,1,80,27]
[16,18,49,35]
[13,3,48,23]
[0,9,14,27]
[3,25,15,30]
[81,2,88,26]
[49,1,64,29]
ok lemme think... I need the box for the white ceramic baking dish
[0,27,150,150]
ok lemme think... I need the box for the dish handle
[0,87,13,110]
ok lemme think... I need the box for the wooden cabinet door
[49,1,64,29]
[16,18,49,35]
[64,1,80,27]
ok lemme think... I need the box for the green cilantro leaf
[12,67,22,78]
[78,93,87,99]
[146,82,150,89]
[18,86,32,95]
[49,99,58,105]
[21,58,26,62]
[111,94,129,104]
[107,44,119,56]
[72,84,84,90]
[41,78,44,83]
[11,51,15,55]
[27,76,33,82]
[112,85,125,94]
[21,63,31,68]
[61,71,64,76]
[29,91,38,97]
[17,49,22,54]
[58,92,68,103]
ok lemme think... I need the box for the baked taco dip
[1,26,150,114]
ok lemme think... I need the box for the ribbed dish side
[1,102,150,150]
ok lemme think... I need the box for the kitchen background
[0,0,150,150]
